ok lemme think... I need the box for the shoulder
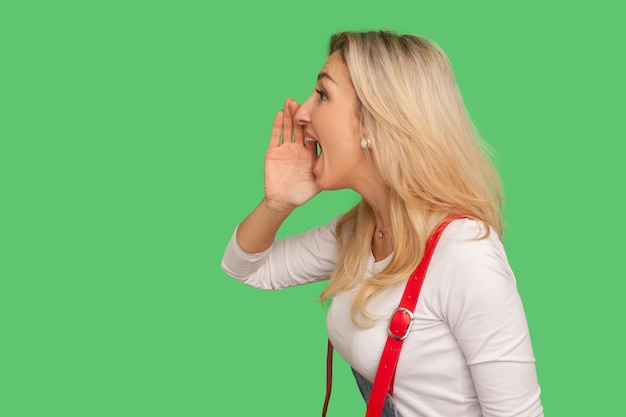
[434,218,512,279]
[425,218,520,318]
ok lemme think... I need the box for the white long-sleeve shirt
[221,217,543,417]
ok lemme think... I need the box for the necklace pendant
[378,229,383,238]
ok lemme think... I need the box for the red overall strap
[322,215,464,417]
[365,215,464,417]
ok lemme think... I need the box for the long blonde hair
[319,31,503,325]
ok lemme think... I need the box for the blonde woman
[221,31,543,417]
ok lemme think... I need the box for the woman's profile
[222,30,544,417]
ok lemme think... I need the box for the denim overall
[351,368,398,417]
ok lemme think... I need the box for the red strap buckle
[388,307,414,341]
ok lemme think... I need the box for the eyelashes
[315,89,328,101]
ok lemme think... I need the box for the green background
[1,0,624,415]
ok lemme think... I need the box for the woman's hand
[263,98,320,212]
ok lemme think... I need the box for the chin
[316,177,343,191]
[314,168,348,191]
[314,175,331,191]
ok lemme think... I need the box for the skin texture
[236,52,392,260]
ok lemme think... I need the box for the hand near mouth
[263,98,321,212]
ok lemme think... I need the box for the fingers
[269,98,302,148]
[269,110,283,147]
[289,100,305,145]
[282,98,294,143]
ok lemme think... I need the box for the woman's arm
[441,228,543,417]
[222,217,340,290]
[235,198,293,254]
[236,98,320,254]
[222,98,331,289]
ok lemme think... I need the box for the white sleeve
[220,217,340,290]
[441,229,544,417]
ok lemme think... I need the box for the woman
[221,30,543,417]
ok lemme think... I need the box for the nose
[295,95,313,126]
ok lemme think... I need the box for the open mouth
[306,137,322,157]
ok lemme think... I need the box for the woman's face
[295,52,367,191]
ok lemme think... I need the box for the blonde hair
[319,31,503,325]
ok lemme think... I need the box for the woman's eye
[315,89,328,101]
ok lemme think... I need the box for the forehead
[319,52,351,84]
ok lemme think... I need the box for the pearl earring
[361,138,371,149]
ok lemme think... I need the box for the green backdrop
[1,0,624,415]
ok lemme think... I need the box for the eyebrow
[317,72,336,84]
